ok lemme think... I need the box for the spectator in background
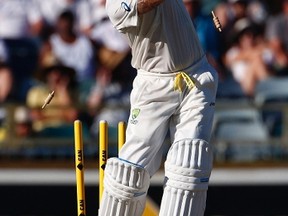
[14,106,35,138]
[89,0,131,73]
[183,0,220,57]
[87,65,134,137]
[246,0,268,26]
[36,0,93,38]
[89,0,108,27]
[0,41,12,103]
[85,0,136,134]
[0,39,8,62]
[88,18,136,136]
[0,46,12,142]
[213,0,248,53]
[26,65,78,137]
[0,0,43,102]
[0,63,13,103]
[39,10,96,83]
[265,0,288,76]
[228,0,247,20]
[224,18,273,97]
[0,0,43,39]
[90,18,130,71]
[183,0,224,78]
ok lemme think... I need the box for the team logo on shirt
[121,2,131,12]
[130,108,140,124]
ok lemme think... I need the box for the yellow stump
[118,121,126,151]
[99,120,108,203]
[74,120,86,216]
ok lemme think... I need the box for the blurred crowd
[0,0,287,140]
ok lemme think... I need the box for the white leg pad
[159,139,213,216]
[98,157,150,216]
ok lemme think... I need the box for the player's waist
[137,55,208,77]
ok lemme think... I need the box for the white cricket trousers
[119,56,218,176]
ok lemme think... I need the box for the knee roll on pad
[159,139,213,216]
[165,138,213,191]
[98,157,150,216]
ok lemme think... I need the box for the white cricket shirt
[106,0,204,73]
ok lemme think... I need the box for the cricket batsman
[98,0,218,214]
